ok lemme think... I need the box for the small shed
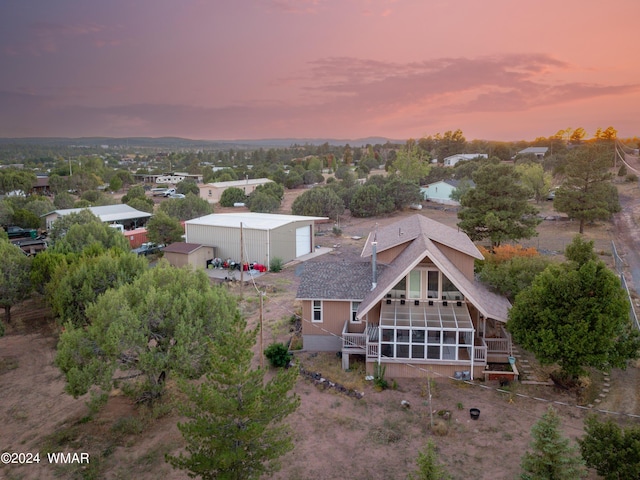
[162,242,216,269]
[184,212,327,266]
[124,227,149,248]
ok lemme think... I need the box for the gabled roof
[357,233,510,322]
[518,147,548,155]
[296,261,386,301]
[422,179,475,189]
[361,214,483,261]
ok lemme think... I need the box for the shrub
[617,164,627,176]
[269,257,283,272]
[626,173,638,183]
[373,362,388,390]
[264,342,292,368]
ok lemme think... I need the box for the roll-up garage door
[295,225,311,257]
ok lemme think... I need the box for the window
[351,301,361,323]
[390,278,406,298]
[408,270,421,299]
[427,271,439,299]
[441,273,462,301]
[312,300,322,322]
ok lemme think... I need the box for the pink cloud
[261,0,325,14]
[3,20,115,57]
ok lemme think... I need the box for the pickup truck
[132,242,162,256]
[6,226,38,239]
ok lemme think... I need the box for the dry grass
[296,351,367,391]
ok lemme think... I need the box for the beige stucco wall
[198,180,272,204]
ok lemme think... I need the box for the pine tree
[554,145,619,234]
[407,441,451,480]
[166,314,300,480]
[520,407,586,479]
[457,163,540,248]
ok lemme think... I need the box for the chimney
[371,226,378,290]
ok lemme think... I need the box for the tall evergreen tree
[457,163,540,248]
[166,313,299,480]
[554,145,619,233]
[520,407,586,479]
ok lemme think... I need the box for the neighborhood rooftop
[43,204,152,222]
[185,212,327,230]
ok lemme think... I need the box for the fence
[612,241,640,330]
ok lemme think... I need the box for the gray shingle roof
[296,261,386,300]
[361,214,482,260]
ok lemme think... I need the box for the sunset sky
[1,0,639,142]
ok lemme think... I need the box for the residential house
[197,178,273,204]
[420,179,473,206]
[516,147,548,159]
[296,214,512,379]
[442,153,488,167]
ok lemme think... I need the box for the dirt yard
[2,178,640,480]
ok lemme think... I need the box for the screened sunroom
[377,301,474,362]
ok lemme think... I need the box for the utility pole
[239,222,244,297]
[259,292,264,369]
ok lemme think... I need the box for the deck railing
[341,322,500,365]
[342,321,367,351]
[484,337,509,354]
[474,345,487,364]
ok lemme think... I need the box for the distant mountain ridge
[0,136,405,149]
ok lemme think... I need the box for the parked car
[131,242,162,256]
[168,193,185,199]
[163,188,177,197]
[151,187,169,196]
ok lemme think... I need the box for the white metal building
[184,212,327,266]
